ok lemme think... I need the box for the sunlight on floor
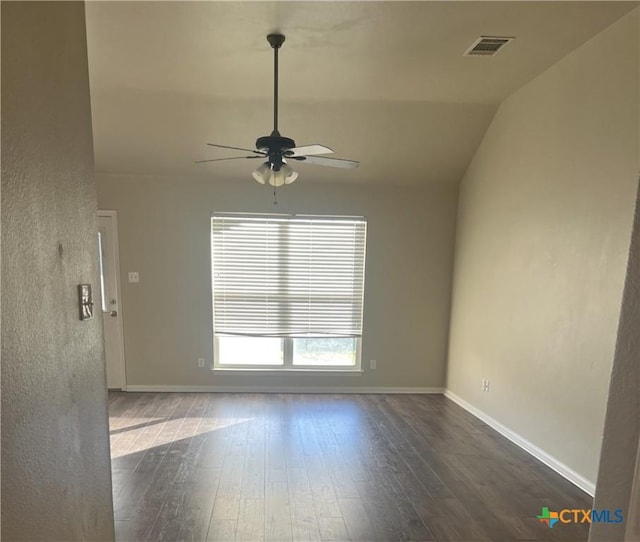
[109,417,252,459]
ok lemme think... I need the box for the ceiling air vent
[464,36,514,56]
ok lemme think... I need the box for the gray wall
[97,175,458,390]
[589,178,640,541]
[625,439,640,541]
[1,2,115,540]
[446,9,639,488]
[590,9,640,534]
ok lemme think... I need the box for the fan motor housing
[255,135,296,153]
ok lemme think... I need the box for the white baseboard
[444,390,595,496]
[124,385,444,394]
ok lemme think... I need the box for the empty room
[2,1,639,542]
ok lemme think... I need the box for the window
[211,213,367,370]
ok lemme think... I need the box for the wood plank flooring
[108,392,592,542]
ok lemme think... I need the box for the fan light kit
[196,33,359,189]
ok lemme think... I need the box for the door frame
[98,209,127,390]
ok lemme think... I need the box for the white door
[98,211,126,389]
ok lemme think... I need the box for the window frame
[212,336,362,372]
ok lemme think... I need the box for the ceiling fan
[196,33,359,187]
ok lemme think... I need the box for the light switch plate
[128,272,139,283]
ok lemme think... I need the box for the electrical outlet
[128,271,139,283]
[197,358,205,368]
[370,359,377,370]
[482,378,490,392]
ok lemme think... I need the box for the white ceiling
[86,1,636,185]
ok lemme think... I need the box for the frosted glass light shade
[281,163,299,184]
[251,162,271,184]
[270,172,285,187]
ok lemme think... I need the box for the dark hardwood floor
[108,392,592,542]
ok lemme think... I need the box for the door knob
[110,310,118,317]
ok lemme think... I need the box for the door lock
[78,284,94,320]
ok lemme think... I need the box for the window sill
[212,367,363,375]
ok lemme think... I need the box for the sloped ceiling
[86,1,636,185]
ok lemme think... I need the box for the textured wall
[590,11,640,538]
[446,9,639,487]
[588,179,640,540]
[627,452,640,541]
[1,2,115,540]
[97,175,457,390]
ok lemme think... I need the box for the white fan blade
[289,144,334,157]
[300,155,359,169]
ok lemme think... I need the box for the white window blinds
[212,213,367,338]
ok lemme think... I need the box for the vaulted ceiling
[86,1,636,185]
